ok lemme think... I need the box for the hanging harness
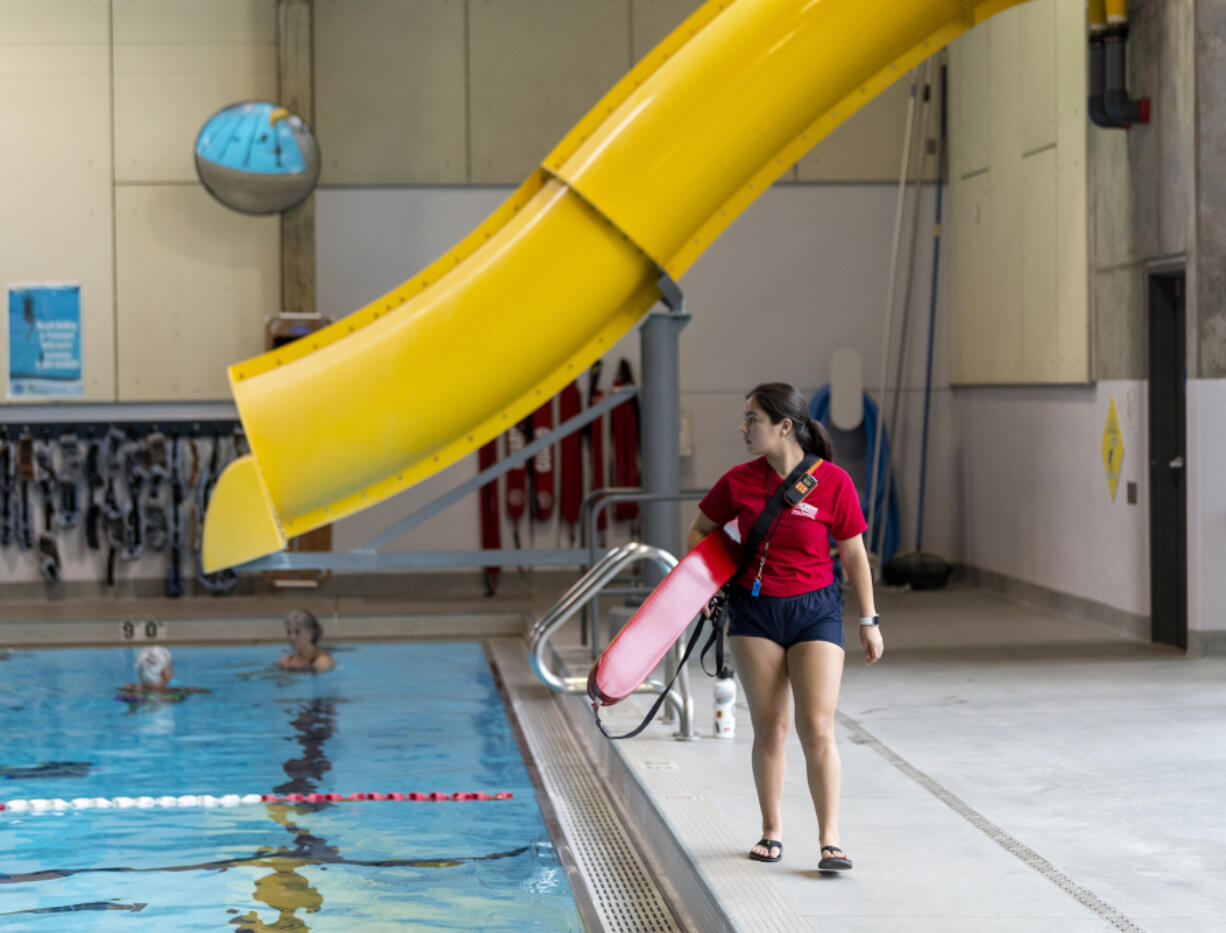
[592,455,823,740]
[121,435,148,561]
[144,431,169,552]
[57,433,83,529]
[33,440,60,582]
[196,434,238,594]
[83,440,103,551]
[16,433,35,550]
[165,434,184,598]
[0,438,13,548]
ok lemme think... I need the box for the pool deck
[555,584,1226,933]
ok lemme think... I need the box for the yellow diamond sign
[1101,397,1123,501]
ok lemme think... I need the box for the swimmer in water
[278,609,334,672]
[117,646,208,703]
[128,646,174,691]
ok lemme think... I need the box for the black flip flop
[818,844,852,871]
[748,838,783,862]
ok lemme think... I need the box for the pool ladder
[528,542,698,740]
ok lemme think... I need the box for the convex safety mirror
[195,101,321,214]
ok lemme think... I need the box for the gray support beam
[639,308,690,587]
[278,0,315,315]
[245,548,594,571]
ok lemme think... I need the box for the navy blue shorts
[726,581,845,649]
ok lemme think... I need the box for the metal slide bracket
[527,541,698,740]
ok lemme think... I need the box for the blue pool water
[0,641,582,931]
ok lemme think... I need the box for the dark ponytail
[747,382,835,461]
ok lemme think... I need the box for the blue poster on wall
[8,284,82,399]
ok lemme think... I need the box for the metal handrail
[527,541,697,740]
[577,487,707,652]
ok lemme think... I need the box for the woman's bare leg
[731,635,791,858]
[787,639,846,853]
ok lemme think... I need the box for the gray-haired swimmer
[278,609,335,672]
[116,646,209,704]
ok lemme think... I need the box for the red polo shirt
[698,456,866,596]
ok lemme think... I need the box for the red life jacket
[558,382,583,528]
[610,359,640,521]
[587,367,608,533]
[505,421,528,529]
[529,400,555,522]
[477,440,501,593]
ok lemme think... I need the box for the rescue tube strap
[594,614,718,741]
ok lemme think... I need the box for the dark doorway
[1147,268,1187,649]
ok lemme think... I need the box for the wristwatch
[859,615,880,627]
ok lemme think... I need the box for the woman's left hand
[859,624,884,665]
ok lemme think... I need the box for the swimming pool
[0,640,583,931]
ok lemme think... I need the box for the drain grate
[493,644,681,933]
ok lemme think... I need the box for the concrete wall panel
[0,0,109,41]
[470,0,629,184]
[111,0,276,43]
[630,0,693,61]
[1021,148,1058,379]
[950,21,988,179]
[1019,0,1057,156]
[115,186,278,400]
[0,35,115,400]
[315,0,467,184]
[113,43,278,183]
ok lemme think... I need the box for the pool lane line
[0,901,147,916]
[1,790,515,813]
[837,711,1148,933]
[0,844,534,886]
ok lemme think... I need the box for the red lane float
[1,791,515,813]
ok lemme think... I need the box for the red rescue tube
[588,531,739,706]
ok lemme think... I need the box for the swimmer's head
[286,609,322,647]
[136,646,173,687]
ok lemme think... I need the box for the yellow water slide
[204,0,1028,571]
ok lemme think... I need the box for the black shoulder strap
[735,454,819,582]
[595,614,718,740]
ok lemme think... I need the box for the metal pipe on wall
[1087,0,1116,129]
[1091,0,1150,129]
